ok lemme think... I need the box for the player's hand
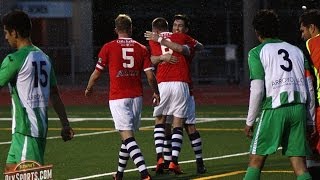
[85,88,93,97]
[144,31,159,42]
[244,125,254,139]
[152,93,160,106]
[161,54,178,64]
[61,125,74,142]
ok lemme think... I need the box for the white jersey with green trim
[0,45,56,138]
[248,39,309,109]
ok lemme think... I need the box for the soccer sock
[163,134,172,166]
[188,131,204,165]
[243,167,261,180]
[124,137,149,178]
[116,141,129,177]
[171,127,183,164]
[154,124,165,160]
[297,172,312,180]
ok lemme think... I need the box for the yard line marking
[0,126,154,145]
[193,170,245,180]
[192,170,294,180]
[0,117,246,121]
[0,118,244,145]
[68,152,250,180]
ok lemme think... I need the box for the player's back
[250,39,308,109]
[149,32,195,83]
[6,45,52,138]
[99,38,152,100]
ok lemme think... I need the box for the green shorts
[249,104,311,157]
[6,133,46,165]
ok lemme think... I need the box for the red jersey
[96,38,154,100]
[306,34,320,104]
[149,32,197,83]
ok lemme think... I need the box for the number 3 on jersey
[122,48,134,68]
[278,49,292,72]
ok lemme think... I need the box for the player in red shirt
[300,9,320,179]
[146,15,206,174]
[85,14,159,180]
[145,17,198,174]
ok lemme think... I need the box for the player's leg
[306,106,320,179]
[169,116,184,174]
[163,117,173,170]
[153,115,165,173]
[167,82,189,174]
[184,95,206,174]
[153,82,171,173]
[110,98,151,179]
[6,133,46,172]
[283,104,311,179]
[113,141,129,180]
[244,108,286,179]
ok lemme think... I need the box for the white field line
[0,118,245,145]
[68,152,250,180]
[0,117,246,122]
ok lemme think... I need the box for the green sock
[243,167,261,180]
[297,172,312,180]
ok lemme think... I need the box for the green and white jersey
[0,45,57,138]
[248,39,309,109]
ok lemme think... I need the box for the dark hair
[252,9,279,38]
[1,10,32,38]
[299,9,320,29]
[115,14,132,33]
[152,17,168,31]
[173,14,190,29]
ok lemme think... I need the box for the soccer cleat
[141,175,152,180]
[168,162,183,175]
[155,157,164,174]
[197,164,207,174]
[112,173,123,180]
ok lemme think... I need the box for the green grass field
[0,105,296,179]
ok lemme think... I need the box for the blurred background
[0,0,319,87]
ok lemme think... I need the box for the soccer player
[85,14,159,180]
[300,9,320,179]
[147,14,206,174]
[1,10,74,172]
[243,9,315,180]
[144,17,198,174]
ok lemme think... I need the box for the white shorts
[166,95,196,124]
[109,97,142,131]
[153,82,189,118]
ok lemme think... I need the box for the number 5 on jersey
[122,48,134,68]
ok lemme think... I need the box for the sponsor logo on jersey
[271,77,304,88]
[4,160,53,180]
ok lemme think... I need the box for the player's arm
[245,50,265,138]
[304,58,315,126]
[150,54,178,65]
[50,85,74,141]
[145,31,190,56]
[0,55,19,87]
[85,69,102,96]
[145,69,160,106]
[194,41,204,51]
